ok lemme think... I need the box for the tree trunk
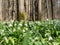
[24,0,30,20]
[2,0,17,21]
[38,0,42,20]
[2,0,9,21]
[19,0,25,13]
[0,0,2,21]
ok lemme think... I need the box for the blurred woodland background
[0,0,60,21]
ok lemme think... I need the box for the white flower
[23,30,25,32]
[32,39,35,42]
[11,20,14,23]
[0,30,5,35]
[25,24,28,26]
[36,21,40,24]
[19,24,22,26]
[9,24,12,27]
[1,30,4,32]
[13,29,16,32]
[47,19,48,20]
[25,28,28,30]
[48,36,53,41]
[34,37,38,40]
[14,23,17,26]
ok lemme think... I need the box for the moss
[18,12,26,21]
[29,15,33,21]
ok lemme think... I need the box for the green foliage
[0,20,60,45]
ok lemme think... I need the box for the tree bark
[38,0,42,20]
[2,0,17,21]
[2,0,9,21]
[0,0,2,21]
[24,0,30,20]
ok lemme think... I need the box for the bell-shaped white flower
[47,19,48,20]
[34,37,38,40]
[19,24,22,26]
[48,36,53,41]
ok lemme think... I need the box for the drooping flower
[34,37,38,40]
[9,24,12,27]
[46,19,48,21]
[19,24,22,26]
[48,36,53,41]
[23,30,25,33]
[25,23,28,26]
